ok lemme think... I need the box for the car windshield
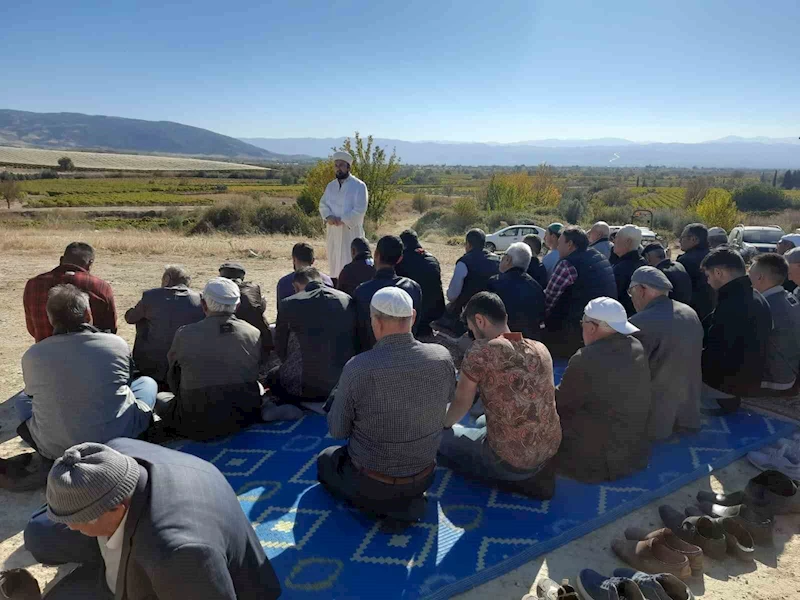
[743,230,784,243]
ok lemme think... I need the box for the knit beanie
[46,443,140,524]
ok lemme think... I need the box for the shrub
[58,157,75,171]
[280,173,295,185]
[295,188,318,216]
[696,189,739,231]
[732,184,791,212]
[561,198,586,224]
[412,192,431,213]
[684,177,711,208]
[590,205,630,225]
[40,169,58,179]
[594,187,631,207]
[191,199,323,237]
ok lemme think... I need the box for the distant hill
[0,110,299,161]
[242,136,800,168]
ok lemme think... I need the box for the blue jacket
[487,268,545,340]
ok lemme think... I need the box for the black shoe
[0,569,41,600]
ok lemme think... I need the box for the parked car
[484,224,547,252]
[728,225,784,260]
[608,225,658,243]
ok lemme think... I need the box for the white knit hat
[371,287,414,318]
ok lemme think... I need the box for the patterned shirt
[327,333,456,477]
[24,264,117,342]
[461,332,562,470]
[544,259,578,316]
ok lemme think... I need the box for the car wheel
[485,242,496,252]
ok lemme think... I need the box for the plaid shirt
[327,333,456,477]
[544,259,578,316]
[24,264,117,342]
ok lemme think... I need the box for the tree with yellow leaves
[695,189,739,231]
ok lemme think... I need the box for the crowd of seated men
[4,221,798,567]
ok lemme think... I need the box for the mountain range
[242,136,800,168]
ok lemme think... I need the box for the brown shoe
[624,527,703,576]
[659,505,728,560]
[611,537,692,580]
[716,517,755,561]
[689,503,774,546]
[0,569,41,600]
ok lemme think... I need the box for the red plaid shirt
[544,259,578,316]
[24,264,117,341]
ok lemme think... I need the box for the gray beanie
[46,443,140,524]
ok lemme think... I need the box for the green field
[629,187,686,209]
[25,192,217,208]
[20,177,228,196]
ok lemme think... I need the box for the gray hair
[204,297,238,315]
[162,265,190,287]
[617,224,643,247]
[506,242,532,270]
[591,221,611,238]
[46,284,90,329]
[786,247,800,265]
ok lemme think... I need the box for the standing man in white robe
[319,151,369,280]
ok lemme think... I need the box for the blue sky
[3,0,797,143]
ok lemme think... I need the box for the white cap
[371,287,414,318]
[780,233,800,248]
[584,297,639,335]
[332,151,353,165]
[203,277,241,305]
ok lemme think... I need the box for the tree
[636,176,640,187]
[684,177,711,208]
[773,170,778,187]
[411,192,430,213]
[732,184,790,212]
[295,158,334,215]
[58,156,75,171]
[759,172,767,184]
[696,189,739,231]
[338,133,402,225]
[782,170,794,190]
[0,179,22,209]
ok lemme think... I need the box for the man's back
[657,259,693,306]
[22,328,150,459]
[631,297,703,440]
[276,283,356,398]
[487,269,545,340]
[353,270,422,351]
[338,255,376,297]
[277,271,333,302]
[527,257,548,289]
[24,264,117,341]
[677,247,714,320]
[396,247,446,331]
[762,288,800,387]
[106,438,281,599]
[613,251,646,316]
[235,280,273,351]
[327,333,455,477]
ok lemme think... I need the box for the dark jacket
[677,245,714,320]
[527,256,548,289]
[275,282,356,399]
[546,248,617,332]
[702,276,772,396]
[353,268,423,352]
[450,248,500,313]
[125,285,204,382]
[337,252,376,297]
[234,281,273,354]
[589,238,613,260]
[106,438,280,599]
[555,332,651,483]
[656,259,693,306]
[487,268,546,340]
[395,244,446,334]
[167,315,263,440]
[613,250,647,316]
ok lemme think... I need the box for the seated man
[19,285,156,461]
[543,226,617,358]
[541,223,565,277]
[337,237,376,297]
[24,242,117,342]
[522,234,549,289]
[125,265,204,384]
[219,261,273,354]
[276,243,333,302]
[165,278,263,440]
[587,221,613,259]
[487,242,545,340]
[776,234,800,292]
[701,247,772,413]
[23,439,280,599]
[396,229,446,337]
[353,235,422,351]
[611,224,646,316]
[554,297,652,483]
[641,242,692,306]
[677,223,714,321]
[748,253,800,393]
[629,267,703,440]
[319,288,456,526]
[439,292,561,498]
[707,226,729,248]
[271,267,356,405]
[787,247,800,300]
[435,228,500,335]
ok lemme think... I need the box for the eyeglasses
[627,284,641,297]
[580,316,598,326]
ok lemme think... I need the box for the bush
[280,173,295,185]
[650,208,697,238]
[696,189,739,231]
[412,192,431,214]
[58,157,75,171]
[561,198,586,224]
[295,188,318,216]
[40,169,58,179]
[732,184,791,212]
[590,205,630,225]
[685,177,711,208]
[191,199,323,237]
[594,187,631,207]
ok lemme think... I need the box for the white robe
[319,174,368,278]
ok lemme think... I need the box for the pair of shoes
[0,569,41,600]
[748,443,800,480]
[261,400,303,422]
[578,570,693,600]
[685,503,773,546]
[659,505,727,560]
[675,509,756,561]
[522,578,578,599]
[697,470,800,516]
[612,569,695,600]
[611,537,692,580]
[623,528,703,577]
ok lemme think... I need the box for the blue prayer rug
[178,363,797,599]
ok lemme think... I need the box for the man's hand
[326,216,343,226]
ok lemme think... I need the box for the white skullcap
[371,287,414,318]
[584,297,639,335]
[780,233,800,248]
[203,277,241,305]
[333,151,353,165]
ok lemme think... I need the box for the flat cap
[641,242,664,255]
[219,261,246,274]
[631,266,673,291]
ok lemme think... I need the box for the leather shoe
[659,505,727,560]
[624,527,703,576]
[716,517,755,561]
[689,503,773,546]
[612,569,696,600]
[0,569,41,600]
[611,537,692,580]
[529,577,579,599]
[697,470,800,516]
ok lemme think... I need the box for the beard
[336,168,350,181]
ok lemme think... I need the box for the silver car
[484,224,547,252]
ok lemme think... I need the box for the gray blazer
[762,287,800,386]
[630,296,703,440]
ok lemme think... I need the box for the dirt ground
[1,227,799,599]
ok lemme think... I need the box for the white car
[609,225,657,243]
[484,224,547,252]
